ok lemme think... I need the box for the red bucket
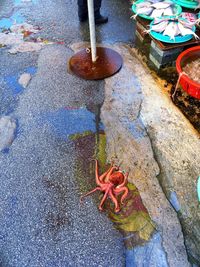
[176,46,200,99]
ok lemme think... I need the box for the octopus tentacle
[114,187,129,204]
[80,187,102,203]
[94,159,101,186]
[103,166,118,183]
[120,187,129,204]
[92,159,105,186]
[99,187,111,211]
[109,188,120,213]
[99,164,113,182]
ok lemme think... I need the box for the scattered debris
[0,11,62,54]
[9,41,45,54]
[0,116,16,151]
[10,23,40,35]
[0,32,24,46]
[18,73,31,88]
[0,20,57,53]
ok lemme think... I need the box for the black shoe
[95,15,108,25]
[79,14,88,22]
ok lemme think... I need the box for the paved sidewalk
[0,0,134,266]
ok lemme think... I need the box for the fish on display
[163,21,179,40]
[178,22,200,39]
[133,6,154,18]
[179,19,195,30]
[151,2,172,9]
[149,20,169,32]
[136,1,152,8]
[163,6,174,16]
[163,21,174,38]
[153,17,168,24]
[133,0,177,19]
[149,15,200,41]
[150,8,165,18]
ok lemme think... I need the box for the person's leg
[94,0,108,24]
[93,0,102,17]
[78,0,108,24]
[77,0,88,22]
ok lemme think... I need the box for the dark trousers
[77,0,102,18]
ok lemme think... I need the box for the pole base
[69,47,123,80]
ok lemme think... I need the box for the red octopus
[80,160,129,213]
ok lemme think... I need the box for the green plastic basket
[172,0,198,9]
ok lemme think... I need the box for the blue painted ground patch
[40,107,104,139]
[0,18,13,30]
[25,66,37,75]
[4,75,24,95]
[4,66,37,96]
[0,12,25,31]
[0,66,37,116]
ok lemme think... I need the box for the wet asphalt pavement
[0,0,134,266]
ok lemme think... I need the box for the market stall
[131,0,200,98]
